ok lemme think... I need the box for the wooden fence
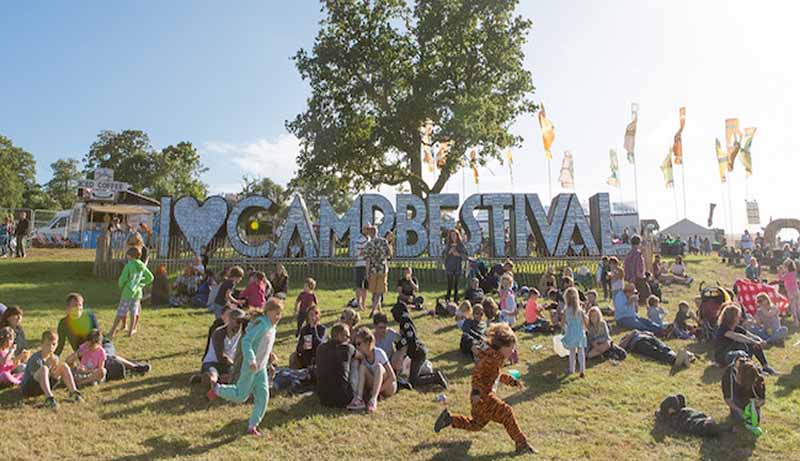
[94,231,600,287]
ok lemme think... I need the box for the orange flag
[538,104,555,160]
[672,107,686,165]
[725,118,742,172]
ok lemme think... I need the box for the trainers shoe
[346,398,366,411]
[69,391,84,403]
[207,384,219,402]
[367,398,378,413]
[44,396,58,409]
[247,426,262,437]
[515,441,538,455]
[133,363,151,374]
[434,409,452,433]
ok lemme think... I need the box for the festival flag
[505,147,514,182]
[538,103,555,160]
[715,138,728,183]
[672,107,686,165]
[607,148,620,187]
[469,148,479,184]
[740,127,756,176]
[421,120,435,172]
[559,150,575,189]
[434,140,450,168]
[708,203,716,228]
[661,149,674,188]
[624,110,637,164]
[725,118,742,172]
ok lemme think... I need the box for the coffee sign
[158,191,623,259]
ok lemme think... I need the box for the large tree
[46,158,81,209]
[287,0,536,198]
[83,130,207,199]
[0,135,37,209]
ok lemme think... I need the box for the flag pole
[547,158,553,202]
[672,186,679,222]
[631,104,640,214]
[680,164,688,218]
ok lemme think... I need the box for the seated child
[0,327,28,386]
[290,306,326,369]
[546,288,563,328]
[464,278,485,305]
[498,273,518,325]
[586,307,612,359]
[434,323,536,455]
[193,307,246,385]
[672,301,698,339]
[65,329,107,386]
[348,327,397,413]
[21,330,82,408]
[521,287,550,332]
[460,305,486,359]
[722,357,766,422]
[753,293,788,345]
[455,301,472,329]
[655,394,724,437]
[171,263,201,306]
[481,298,499,325]
[391,301,448,389]
[647,295,668,329]
[397,267,423,310]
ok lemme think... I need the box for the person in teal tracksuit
[208,298,283,436]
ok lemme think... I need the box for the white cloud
[202,134,301,187]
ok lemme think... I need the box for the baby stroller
[696,282,733,342]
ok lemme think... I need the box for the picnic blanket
[734,279,789,315]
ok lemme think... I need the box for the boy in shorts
[21,330,82,408]
[109,247,154,338]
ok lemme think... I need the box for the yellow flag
[661,149,674,188]
[435,141,450,168]
[740,127,756,176]
[673,107,686,165]
[469,149,479,184]
[538,104,555,160]
[715,138,728,184]
[725,118,742,172]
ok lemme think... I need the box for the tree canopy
[287,0,536,198]
[83,130,208,200]
[0,135,37,209]
[46,158,81,209]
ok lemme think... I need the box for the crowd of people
[0,226,792,453]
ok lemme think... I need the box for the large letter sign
[159,189,628,259]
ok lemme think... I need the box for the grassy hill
[1,250,798,460]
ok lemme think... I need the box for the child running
[561,287,587,377]
[208,297,283,436]
[434,323,535,454]
[109,247,153,338]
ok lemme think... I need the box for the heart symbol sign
[173,196,228,255]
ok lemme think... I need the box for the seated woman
[714,303,778,375]
[269,264,289,299]
[150,265,171,307]
[722,356,766,422]
[669,256,694,286]
[290,306,326,369]
[347,327,397,413]
[371,313,399,368]
[614,283,665,335]
[397,267,422,310]
[586,306,611,359]
[56,293,150,376]
[538,267,557,298]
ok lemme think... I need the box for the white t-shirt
[355,235,369,267]
[364,347,389,373]
[671,263,686,276]
[223,329,242,360]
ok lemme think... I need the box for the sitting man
[193,307,246,385]
[614,283,666,335]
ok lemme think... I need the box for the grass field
[1,250,799,461]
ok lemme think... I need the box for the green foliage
[46,158,81,209]
[287,174,355,220]
[22,183,59,210]
[0,135,37,209]
[287,0,536,197]
[83,130,207,199]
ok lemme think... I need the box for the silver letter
[274,194,319,258]
[318,197,361,258]
[427,193,459,258]
[395,194,428,257]
[227,196,275,257]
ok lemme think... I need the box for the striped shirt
[355,235,369,267]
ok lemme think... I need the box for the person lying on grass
[434,323,536,455]
[207,298,283,437]
[65,328,107,386]
[347,327,397,413]
[655,394,726,437]
[57,292,151,376]
[21,329,82,409]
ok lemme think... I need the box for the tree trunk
[410,145,424,198]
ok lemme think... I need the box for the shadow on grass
[112,420,241,461]
[100,372,200,420]
[505,354,569,406]
[430,349,474,383]
[701,364,724,385]
[774,363,800,397]
[412,440,516,461]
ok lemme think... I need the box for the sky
[2,0,799,236]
